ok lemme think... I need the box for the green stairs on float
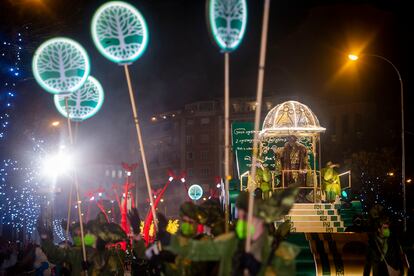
[276,201,363,233]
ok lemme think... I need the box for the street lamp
[348,53,406,231]
[51,121,61,127]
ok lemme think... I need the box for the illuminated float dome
[260,100,325,137]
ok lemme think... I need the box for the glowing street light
[347,51,406,231]
[51,121,61,127]
[347,54,359,61]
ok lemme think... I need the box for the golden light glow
[387,172,394,177]
[51,121,60,127]
[407,179,412,183]
[348,54,359,61]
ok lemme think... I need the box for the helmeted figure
[321,161,341,202]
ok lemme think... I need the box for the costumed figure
[38,212,128,276]
[280,135,308,186]
[364,205,408,275]
[321,161,341,203]
[167,186,300,276]
[248,158,272,199]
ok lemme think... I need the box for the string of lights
[0,30,24,140]
[358,171,405,219]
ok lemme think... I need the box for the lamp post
[348,53,406,231]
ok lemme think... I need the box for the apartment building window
[200,102,214,111]
[200,117,210,124]
[200,134,210,143]
[201,151,209,161]
[187,168,194,177]
[186,135,193,145]
[118,170,123,178]
[112,170,116,178]
[105,169,110,177]
[187,152,194,160]
[201,167,211,177]
[187,119,194,125]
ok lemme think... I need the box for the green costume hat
[235,191,263,216]
[179,202,208,224]
[200,199,225,235]
[257,184,299,223]
[87,212,127,243]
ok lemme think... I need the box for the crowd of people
[0,188,411,276]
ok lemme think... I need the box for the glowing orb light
[42,152,74,178]
[32,37,90,94]
[54,76,104,121]
[207,0,248,52]
[91,1,149,64]
[188,184,203,201]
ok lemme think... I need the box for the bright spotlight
[168,176,174,182]
[216,183,221,188]
[42,152,73,177]
[180,177,186,183]
[348,54,359,61]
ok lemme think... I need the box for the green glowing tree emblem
[91,1,149,64]
[54,76,104,121]
[32,38,90,94]
[207,0,247,52]
[188,184,203,201]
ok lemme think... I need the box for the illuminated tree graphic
[33,38,89,94]
[210,0,247,51]
[92,2,148,63]
[54,76,104,121]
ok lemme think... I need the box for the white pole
[245,0,271,253]
[123,64,158,231]
[64,97,88,267]
[224,52,230,232]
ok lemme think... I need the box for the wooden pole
[64,97,88,267]
[245,0,271,253]
[123,64,158,231]
[224,52,230,232]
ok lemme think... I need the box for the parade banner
[231,122,318,179]
[231,122,256,177]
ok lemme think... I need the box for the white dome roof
[260,100,325,136]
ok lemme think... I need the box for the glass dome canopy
[260,100,325,137]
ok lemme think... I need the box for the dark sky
[1,0,412,162]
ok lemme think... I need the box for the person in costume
[364,208,406,276]
[167,186,300,276]
[38,212,128,276]
[280,135,308,186]
[248,158,272,199]
[320,161,341,202]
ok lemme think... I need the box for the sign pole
[246,0,271,253]
[64,97,88,267]
[123,64,158,231]
[224,52,230,232]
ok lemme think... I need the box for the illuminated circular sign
[207,0,248,52]
[188,184,203,201]
[91,1,149,64]
[32,37,90,94]
[54,76,104,121]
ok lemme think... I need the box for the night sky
[1,0,413,164]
